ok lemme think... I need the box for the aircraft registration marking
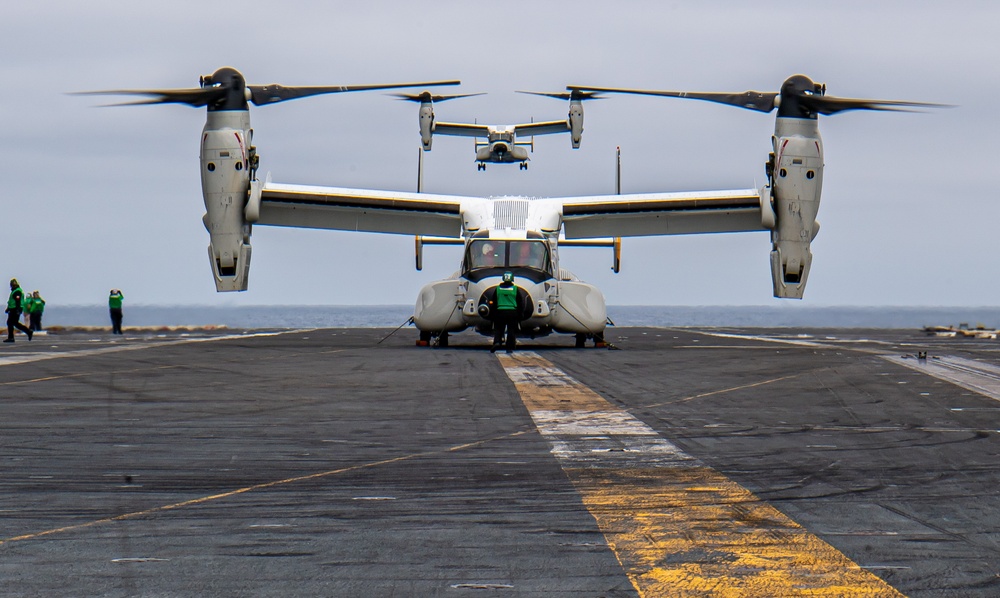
[498,351,905,597]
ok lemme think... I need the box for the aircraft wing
[432,122,490,138]
[255,182,469,238]
[560,189,765,238]
[512,120,570,137]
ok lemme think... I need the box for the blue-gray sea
[39,305,1000,330]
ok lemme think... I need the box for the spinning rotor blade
[517,90,603,101]
[389,91,485,103]
[72,87,227,107]
[570,76,946,118]
[567,85,775,112]
[795,95,941,115]
[77,67,461,110]
[249,80,461,106]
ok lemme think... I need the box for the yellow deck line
[498,352,904,597]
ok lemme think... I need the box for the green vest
[109,292,124,309]
[7,287,22,310]
[496,285,517,311]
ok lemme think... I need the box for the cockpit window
[471,241,505,268]
[465,239,551,277]
[508,241,547,269]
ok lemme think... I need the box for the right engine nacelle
[768,131,823,299]
[419,102,434,151]
[568,100,584,149]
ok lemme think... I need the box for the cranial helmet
[502,271,514,283]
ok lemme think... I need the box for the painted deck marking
[499,351,904,597]
[0,329,315,368]
[0,430,531,546]
[884,355,1000,402]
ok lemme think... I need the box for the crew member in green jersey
[27,291,45,332]
[489,271,525,354]
[5,279,33,342]
[109,289,124,335]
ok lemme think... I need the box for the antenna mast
[615,146,621,194]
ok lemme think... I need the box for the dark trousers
[6,310,30,339]
[492,311,519,351]
[110,308,123,334]
[29,312,42,331]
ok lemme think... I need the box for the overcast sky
[2,1,996,307]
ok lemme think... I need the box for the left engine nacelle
[201,123,252,291]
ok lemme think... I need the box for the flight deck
[2,327,999,596]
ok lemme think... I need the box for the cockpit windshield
[464,239,552,282]
[508,241,548,269]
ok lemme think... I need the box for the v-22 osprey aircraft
[394,89,600,170]
[82,68,937,347]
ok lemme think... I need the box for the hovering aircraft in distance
[394,89,600,170]
[80,69,939,348]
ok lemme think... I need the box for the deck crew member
[5,279,32,342]
[109,289,124,335]
[491,271,524,354]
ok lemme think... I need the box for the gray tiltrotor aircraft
[82,70,938,347]
[394,89,600,170]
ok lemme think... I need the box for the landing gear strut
[417,331,432,346]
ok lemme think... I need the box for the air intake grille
[492,199,530,230]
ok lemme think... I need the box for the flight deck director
[482,271,531,354]
[109,289,124,335]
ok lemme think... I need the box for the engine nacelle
[419,103,434,150]
[769,128,823,299]
[568,100,584,149]
[201,115,253,292]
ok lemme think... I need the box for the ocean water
[39,304,1000,330]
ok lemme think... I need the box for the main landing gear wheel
[477,163,486,171]
[417,331,432,347]
[575,333,606,348]
[519,162,528,170]
[437,332,449,347]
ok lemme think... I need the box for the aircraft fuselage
[412,232,607,341]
